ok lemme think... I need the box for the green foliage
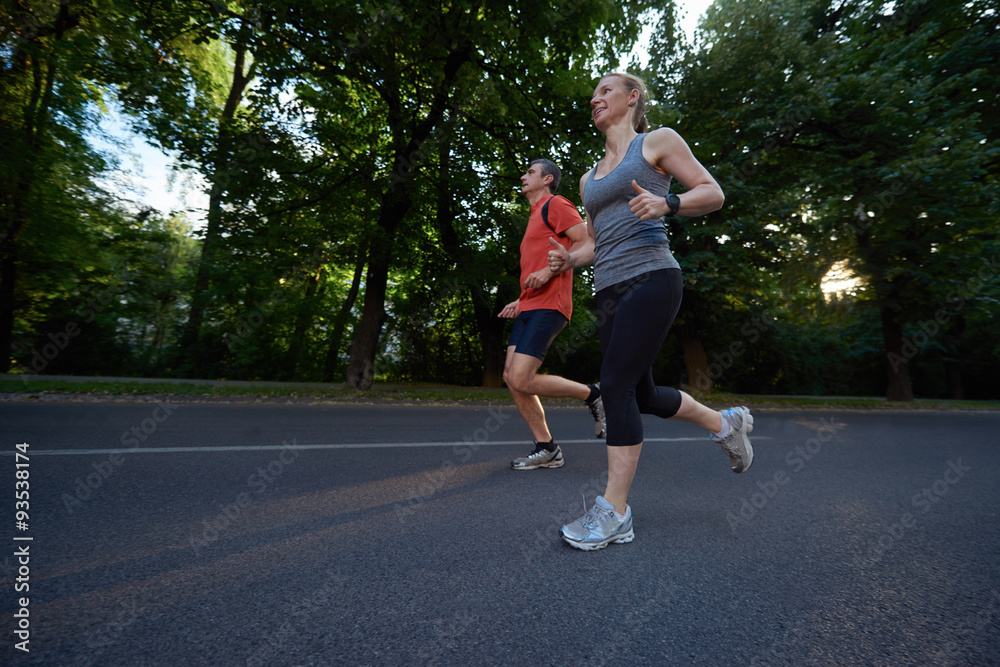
[2,0,998,399]
[0,0,181,373]
[642,0,1000,399]
[14,206,196,376]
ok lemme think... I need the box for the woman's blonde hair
[603,72,649,133]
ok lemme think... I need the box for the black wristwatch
[665,193,681,217]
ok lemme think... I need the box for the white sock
[715,418,731,439]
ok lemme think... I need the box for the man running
[499,158,606,471]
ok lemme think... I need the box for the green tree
[1,0,114,371]
[252,0,658,389]
[114,0,269,373]
[656,0,999,400]
[644,3,793,393]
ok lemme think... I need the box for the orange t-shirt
[519,194,584,320]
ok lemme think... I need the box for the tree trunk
[945,360,964,400]
[346,194,408,390]
[344,42,472,390]
[0,22,60,371]
[0,180,30,372]
[431,135,505,387]
[345,267,387,390]
[881,306,915,401]
[324,251,365,382]
[480,329,506,387]
[0,245,18,372]
[287,264,322,380]
[469,293,506,388]
[855,205,914,402]
[181,42,255,351]
[678,321,712,393]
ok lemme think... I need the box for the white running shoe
[560,496,634,551]
[511,444,564,470]
[712,406,754,473]
[587,386,607,439]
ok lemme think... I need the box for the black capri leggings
[596,269,684,447]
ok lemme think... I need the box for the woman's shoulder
[644,127,684,148]
[641,128,689,173]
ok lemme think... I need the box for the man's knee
[505,368,533,393]
[504,357,540,393]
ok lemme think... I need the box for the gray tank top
[584,133,680,292]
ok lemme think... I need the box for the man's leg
[504,346,553,444]
[505,351,591,401]
[505,350,594,436]
[505,346,570,470]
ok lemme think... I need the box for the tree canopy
[2,0,997,400]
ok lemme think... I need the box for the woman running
[547,72,754,551]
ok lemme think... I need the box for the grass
[1,376,998,410]
[0,377,504,402]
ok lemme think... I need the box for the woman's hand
[547,237,572,274]
[628,180,669,221]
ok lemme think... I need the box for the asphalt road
[0,398,998,666]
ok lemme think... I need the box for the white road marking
[0,436,769,456]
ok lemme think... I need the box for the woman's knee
[636,385,682,418]
[599,376,634,410]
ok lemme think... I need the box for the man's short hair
[530,158,561,194]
